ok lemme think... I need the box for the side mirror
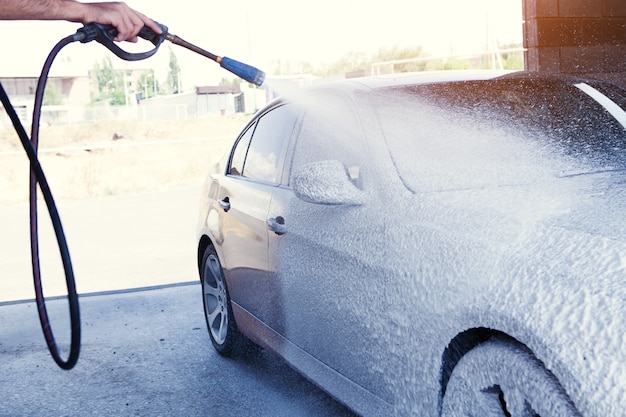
[292,160,364,206]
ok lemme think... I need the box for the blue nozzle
[220,57,265,87]
[161,33,267,87]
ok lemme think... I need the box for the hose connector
[74,23,98,43]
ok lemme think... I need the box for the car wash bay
[1,0,623,414]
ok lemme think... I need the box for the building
[0,59,91,127]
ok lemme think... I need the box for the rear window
[391,78,626,166]
[364,77,626,192]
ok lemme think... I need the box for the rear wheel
[201,246,245,356]
[441,337,581,417]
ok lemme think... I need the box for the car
[196,70,626,417]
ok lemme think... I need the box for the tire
[440,337,581,417]
[200,246,245,356]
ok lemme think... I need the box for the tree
[166,46,181,94]
[138,71,159,99]
[271,59,316,76]
[91,56,126,105]
[499,43,524,70]
[323,51,370,76]
[424,58,471,71]
[219,77,242,86]
[317,45,428,77]
[373,45,427,73]
[43,81,63,106]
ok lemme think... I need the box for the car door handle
[219,197,231,212]
[266,216,286,235]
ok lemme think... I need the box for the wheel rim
[202,253,229,345]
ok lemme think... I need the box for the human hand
[74,1,162,42]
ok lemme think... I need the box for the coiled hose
[1,21,265,370]
[0,34,80,370]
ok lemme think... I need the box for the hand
[75,2,162,42]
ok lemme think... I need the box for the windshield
[366,77,626,192]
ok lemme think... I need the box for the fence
[370,48,525,75]
[0,87,267,129]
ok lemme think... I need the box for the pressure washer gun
[74,22,266,86]
[0,20,266,371]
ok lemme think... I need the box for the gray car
[196,70,626,417]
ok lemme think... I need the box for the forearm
[0,0,160,42]
[0,0,85,21]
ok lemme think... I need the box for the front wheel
[200,246,245,356]
[441,337,581,417]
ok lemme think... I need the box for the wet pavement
[0,283,355,417]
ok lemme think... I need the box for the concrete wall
[523,0,626,87]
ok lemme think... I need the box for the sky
[0,0,523,88]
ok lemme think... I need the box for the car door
[266,93,397,402]
[218,102,298,323]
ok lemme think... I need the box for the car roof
[269,70,626,104]
[337,69,517,90]
[290,70,525,96]
[263,70,518,109]
[303,69,622,95]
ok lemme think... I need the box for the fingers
[111,6,162,43]
[80,2,162,43]
[112,8,143,42]
[138,11,163,36]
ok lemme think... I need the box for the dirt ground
[0,115,248,205]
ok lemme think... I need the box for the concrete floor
[0,283,355,417]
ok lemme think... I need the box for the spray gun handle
[75,22,169,61]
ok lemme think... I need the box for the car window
[366,78,626,193]
[241,104,297,184]
[229,122,255,176]
[289,94,364,188]
[391,79,626,166]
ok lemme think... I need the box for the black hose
[0,34,81,370]
[0,21,248,370]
